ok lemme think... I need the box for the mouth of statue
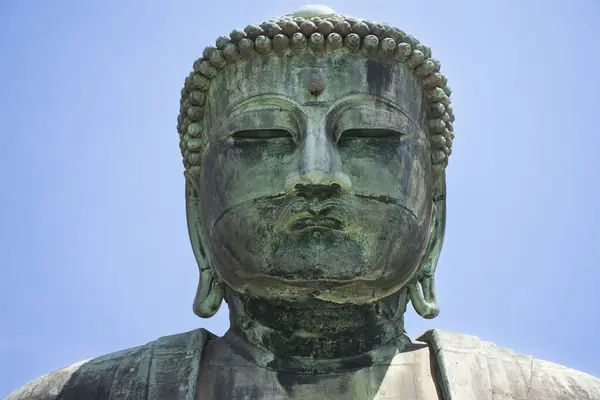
[272,198,356,233]
[289,216,345,231]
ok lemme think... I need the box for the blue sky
[1,0,599,395]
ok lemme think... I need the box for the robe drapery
[6,329,600,399]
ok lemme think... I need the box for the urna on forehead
[177,4,455,175]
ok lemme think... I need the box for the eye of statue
[337,129,404,143]
[232,129,294,140]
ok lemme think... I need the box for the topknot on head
[292,5,337,19]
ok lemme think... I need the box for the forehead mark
[307,71,326,94]
[294,66,326,94]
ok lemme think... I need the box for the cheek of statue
[198,124,433,304]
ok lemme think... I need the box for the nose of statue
[284,132,352,194]
[285,171,351,199]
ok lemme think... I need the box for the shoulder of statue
[5,328,213,400]
[418,329,600,400]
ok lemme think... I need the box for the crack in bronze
[353,193,419,221]
[211,194,286,235]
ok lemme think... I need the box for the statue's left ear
[408,172,446,319]
[185,172,224,318]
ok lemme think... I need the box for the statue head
[178,5,454,320]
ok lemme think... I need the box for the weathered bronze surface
[7,5,600,399]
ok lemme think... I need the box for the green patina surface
[6,5,600,400]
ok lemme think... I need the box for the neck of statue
[224,288,410,372]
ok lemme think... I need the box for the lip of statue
[273,199,356,232]
[288,214,345,231]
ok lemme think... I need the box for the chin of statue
[206,197,432,304]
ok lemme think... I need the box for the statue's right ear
[185,171,224,318]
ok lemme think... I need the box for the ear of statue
[408,172,446,319]
[185,172,224,318]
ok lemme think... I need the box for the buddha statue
[7,5,600,400]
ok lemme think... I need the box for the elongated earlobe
[409,174,446,319]
[193,265,224,318]
[185,172,224,318]
[408,276,439,319]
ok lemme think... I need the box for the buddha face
[190,52,435,304]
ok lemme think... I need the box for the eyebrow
[212,94,302,131]
[229,94,299,115]
[212,93,419,134]
[328,94,404,114]
[327,94,418,128]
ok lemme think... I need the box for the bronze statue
[7,5,600,399]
